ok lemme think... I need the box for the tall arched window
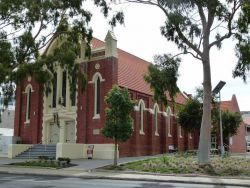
[90,72,104,119]
[166,107,172,137]
[25,85,33,122]
[61,70,67,107]
[138,99,145,134]
[179,126,182,138]
[154,104,159,136]
[95,76,101,116]
[52,73,57,108]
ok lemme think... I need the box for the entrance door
[49,123,60,144]
[65,121,76,143]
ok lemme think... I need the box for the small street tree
[102,85,135,166]
[177,98,202,132]
[213,110,242,144]
[120,0,250,164]
[178,95,242,148]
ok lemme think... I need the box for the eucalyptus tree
[120,0,250,164]
[144,54,180,106]
[0,0,123,107]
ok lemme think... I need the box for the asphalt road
[0,174,245,188]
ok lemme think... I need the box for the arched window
[166,107,172,137]
[52,73,57,108]
[90,72,104,119]
[138,99,145,134]
[71,68,77,106]
[154,104,159,136]
[61,70,67,107]
[95,76,101,116]
[179,126,182,138]
[25,85,33,122]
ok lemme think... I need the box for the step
[15,144,57,159]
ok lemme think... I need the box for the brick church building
[11,31,246,159]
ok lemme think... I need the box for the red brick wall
[84,57,118,144]
[230,122,247,153]
[118,90,192,157]
[14,56,197,157]
[76,63,87,143]
[14,77,43,144]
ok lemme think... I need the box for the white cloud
[87,1,250,111]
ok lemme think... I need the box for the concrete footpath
[0,156,250,187]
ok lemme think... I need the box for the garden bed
[9,157,76,169]
[104,154,250,176]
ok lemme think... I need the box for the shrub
[57,157,71,164]
[38,156,49,160]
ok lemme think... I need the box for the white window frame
[24,84,34,124]
[89,72,105,119]
[179,126,182,138]
[138,99,145,135]
[189,133,193,139]
[154,103,159,136]
[166,107,172,137]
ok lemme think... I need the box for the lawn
[117,154,250,176]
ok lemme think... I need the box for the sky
[86,1,250,111]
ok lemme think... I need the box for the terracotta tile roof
[91,37,187,105]
[220,95,240,113]
[243,117,250,125]
[176,92,189,104]
[91,37,104,49]
[220,101,232,111]
[117,49,152,94]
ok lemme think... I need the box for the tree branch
[127,0,203,57]
[209,0,242,48]
[0,22,14,30]
[172,51,202,61]
[196,3,206,29]
[175,25,203,58]
[0,27,24,41]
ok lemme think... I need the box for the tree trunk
[198,52,212,165]
[114,139,118,166]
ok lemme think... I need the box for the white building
[0,96,15,157]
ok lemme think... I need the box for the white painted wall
[56,143,118,159]
[8,144,32,158]
[0,128,13,136]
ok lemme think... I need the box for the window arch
[93,74,101,118]
[166,107,172,137]
[179,126,182,138]
[52,72,57,108]
[95,76,101,115]
[138,99,145,134]
[154,103,159,136]
[90,72,105,119]
[61,70,67,107]
[25,84,33,122]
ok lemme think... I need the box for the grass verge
[106,154,250,176]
